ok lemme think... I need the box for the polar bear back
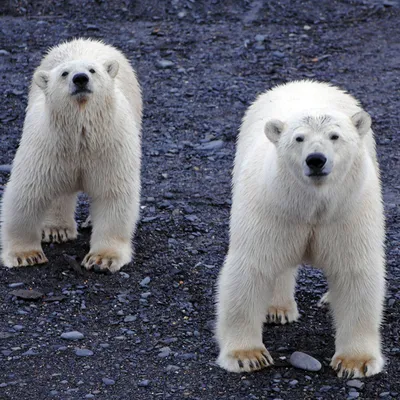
[236,80,377,177]
[30,38,142,124]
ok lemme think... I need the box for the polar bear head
[264,110,371,186]
[33,59,119,106]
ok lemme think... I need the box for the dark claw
[108,260,113,268]
[93,264,101,273]
[32,257,38,264]
[37,253,43,261]
[27,257,33,265]
[364,365,368,375]
[260,357,267,366]
[254,360,260,369]
[238,360,244,368]
[17,257,22,265]
[249,361,255,369]
[336,362,342,372]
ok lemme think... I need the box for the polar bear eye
[89,69,96,74]
[330,133,339,141]
[61,71,69,77]
[295,136,304,143]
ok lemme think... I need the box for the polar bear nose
[306,153,327,170]
[72,73,89,88]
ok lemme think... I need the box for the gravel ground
[0,1,399,399]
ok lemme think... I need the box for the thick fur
[1,38,142,273]
[216,80,385,377]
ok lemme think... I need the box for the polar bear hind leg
[41,193,78,243]
[266,266,300,324]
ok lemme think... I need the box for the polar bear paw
[217,347,274,373]
[331,352,384,378]
[267,302,300,324]
[42,226,78,243]
[2,249,48,268]
[82,247,131,273]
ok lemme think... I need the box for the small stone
[289,380,298,386]
[124,315,137,322]
[196,140,224,152]
[388,298,395,307]
[255,34,266,42]
[138,379,150,387]
[0,383,7,388]
[49,390,58,396]
[13,325,23,331]
[0,50,10,56]
[379,393,390,398]
[8,282,24,288]
[119,272,130,279]
[10,289,43,300]
[0,332,13,339]
[158,347,171,358]
[348,392,359,398]
[102,378,115,385]
[347,380,364,389]
[85,395,95,399]
[304,25,311,30]
[166,365,180,371]
[61,331,84,341]
[75,349,93,357]
[140,277,151,287]
[156,60,174,69]
[289,351,322,372]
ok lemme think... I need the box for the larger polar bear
[1,38,142,273]
[216,80,385,378]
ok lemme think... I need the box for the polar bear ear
[264,119,285,144]
[351,111,371,137]
[104,60,119,78]
[33,70,50,90]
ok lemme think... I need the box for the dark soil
[0,1,399,399]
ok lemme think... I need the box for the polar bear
[216,80,385,378]
[0,38,142,273]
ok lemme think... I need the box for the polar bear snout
[306,152,327,170]
[304,152,332,178]
[71,73,91,95]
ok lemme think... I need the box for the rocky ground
[0,1,399,399]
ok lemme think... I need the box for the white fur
[1,38,142,273]
[216,80,385,378]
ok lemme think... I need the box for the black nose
[306,153,327,170]
[72,73,89,88]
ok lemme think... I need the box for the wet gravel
[1,1,400,399]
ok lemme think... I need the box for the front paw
[82,245,131,273]
[266,301,299,324]
[2,249,48,268]
[331,352,384,378]
[42,225,78,243]
[217,347,274,373]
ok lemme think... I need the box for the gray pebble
[8,282,24,288]
[289,351,322,371]
[85,395,95,399]
[166,365,180,371]
[0,383,7,388]
[156,59,174,69]
[347,379,365,389]
[124,315,137,322]
[158,346,171,358]
[102,378,115,385]
[0,50,11,56]
[289,380,298,386]
[348,391,359,398]
[13,325,23,331]
[379,393,390,398]
[75,348,93,357]
[196,140,224,152]
[61,331,84,341]
[119,272,130,279]
[140,277,151,287]
[138,379,150,387]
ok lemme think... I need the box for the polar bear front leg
[42,193,78,243]
[82,194,138,273]
[1,181,49,268]
[266,266,299,324]
[327,267,385,378]
[216,255,274,373]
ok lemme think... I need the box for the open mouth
[71,88,92,96]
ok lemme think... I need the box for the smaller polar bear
[216,80,385,378]
[1,38,142,273]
